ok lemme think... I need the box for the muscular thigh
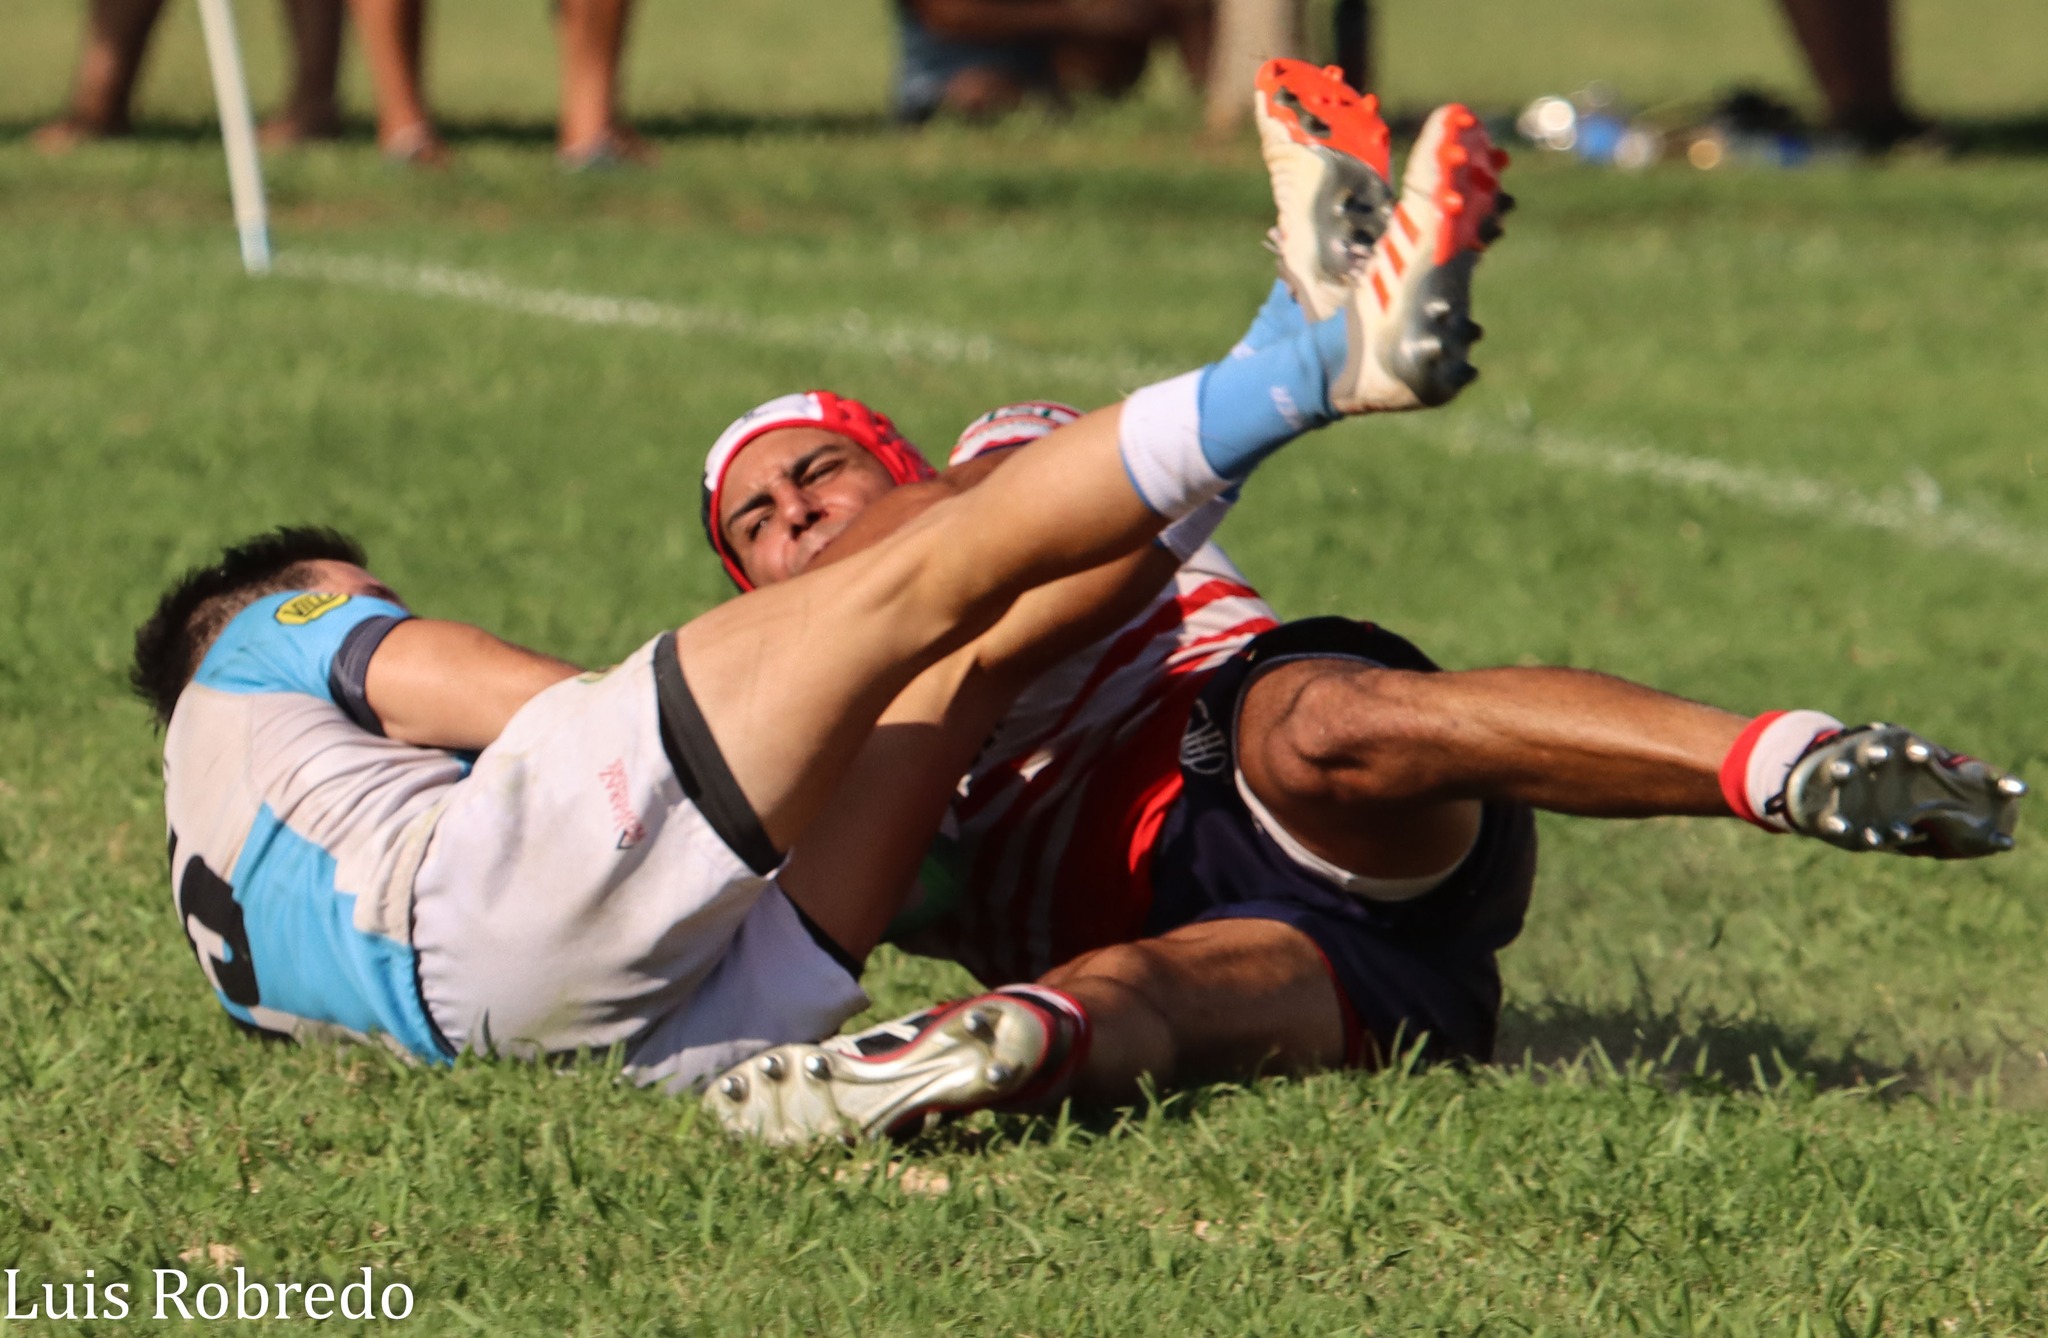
[1237,656,1483,881]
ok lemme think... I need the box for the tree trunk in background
[1203,0,1302,133]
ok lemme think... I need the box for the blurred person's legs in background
[347,0,445,162]
[266,0,346,144]
[349,0,644,167]
[1777,0,1932,150]
[35,0,166,151]
[36,0,344,152]
[556,0,647,165]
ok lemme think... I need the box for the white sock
[1117,371,1229,519]
[1718,709,1845,831]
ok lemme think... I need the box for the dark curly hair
[132,526,370,726]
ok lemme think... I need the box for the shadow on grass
[1494,996,1917,1094]
[891,1000,2048,1156]
[14,109,2048,156]
[934,999,1934,1152]
[1944,112,2048,157]
[2,109,895,149]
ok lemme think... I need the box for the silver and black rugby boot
[702,986,1089,1147]
[1783,723,2025,857]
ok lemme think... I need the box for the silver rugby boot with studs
[1783,723,2025,858]
[701,991,1077,1146]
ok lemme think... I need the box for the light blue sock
[1196,312,1349,479]
[1229,280,1311,357]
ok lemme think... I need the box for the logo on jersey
[1179,700,1230,776]
[599,760,647,850]
[275,592,351,625]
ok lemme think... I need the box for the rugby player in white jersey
[133,62,1519,1098]
[693,63,2026,1144]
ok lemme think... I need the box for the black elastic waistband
[652,631,782,876]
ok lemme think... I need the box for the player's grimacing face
[719,427,899,587]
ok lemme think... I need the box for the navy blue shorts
[1144,618,1538,1066]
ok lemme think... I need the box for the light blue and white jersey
[161,590,467,1061]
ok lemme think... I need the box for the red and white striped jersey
[924,542,1277,984]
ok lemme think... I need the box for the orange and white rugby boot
[1332,102,1513,411]
[1254,59,1394,324]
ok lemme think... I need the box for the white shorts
[411,632,867,1094]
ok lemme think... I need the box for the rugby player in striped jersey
[697,64,2024,1145]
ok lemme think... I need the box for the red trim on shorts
[1305,940,1369,1067]
[1717,709,1787,828]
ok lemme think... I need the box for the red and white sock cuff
[1717,709,1845,832]
[993,984,1093,1106]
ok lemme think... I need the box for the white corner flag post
[196,0,273,275]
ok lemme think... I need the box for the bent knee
[1240,661,1422,807]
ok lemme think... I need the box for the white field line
[278,249,2048,575]
[1392,418,2048,574]
[275,250,1173,388]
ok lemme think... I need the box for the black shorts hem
[652,631,782,876]
[1176,898,1504,1067]
[789,899,868,979]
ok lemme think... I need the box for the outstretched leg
[1238,660,1739,881]
[1239,656,2020,870]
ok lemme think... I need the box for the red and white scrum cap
[949,400,1083,466]
[701,389,936,590]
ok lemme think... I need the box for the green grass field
[5,1,2048,1331]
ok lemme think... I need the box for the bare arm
[363,619,582,751]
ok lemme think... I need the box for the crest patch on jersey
[275,592,351,625]
[1180,700,1231,776]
